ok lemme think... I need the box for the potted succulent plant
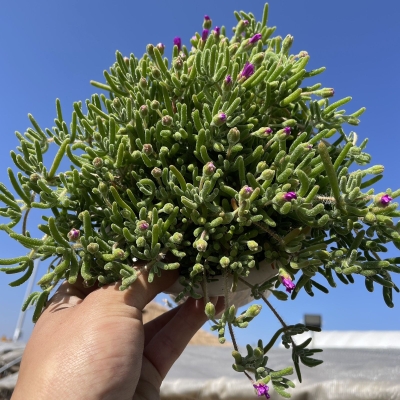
[1,3,400,398]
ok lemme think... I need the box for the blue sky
[0,0,399,346]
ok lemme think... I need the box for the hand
[12,271,223,400]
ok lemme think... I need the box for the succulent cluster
[1,3,400,398]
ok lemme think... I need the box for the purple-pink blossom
[202,29,209,41]
[214,26,220,35]
[204,15,210,20]
[173,37,182,51]
[68,228,80,241]
[281,277,296,293]
[249,33,262,44]
[243,20,249,26]
[284,192,297,201]
[265,127,273,135]
[204,161,216,175]
[284,126,291,134]
[240,62,255,79]
[138,221,149,231]
[380,194,393,206]
[225,75,232,84]
[253,383,270,398]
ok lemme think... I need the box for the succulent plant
[1,3,400,398]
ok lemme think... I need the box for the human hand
[12,271,223,400]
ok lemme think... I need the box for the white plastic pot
[164,260,276,309]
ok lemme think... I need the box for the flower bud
[113,97,121,109]
[30,173,40,182]
[251,52,265,66]
[139,105,148,117]
[123,57,129,66]
[239,185,253,199]
[151,67,161,80]
[87,243,99,254]
[203,15,212,29]
[256,161,267,174]
[173,57,183,70]
[173,37,182,51]
[98,182,108,196]
[92,157,103,169]
[142,144,153,155]
[252,127,273,138]
[247,240,259,251]
[170,232,183,244]
[137,220,149,231]
[320,88,335,98]
[212,112,227,127]
[203,161,216,176]
[156,43,165,55]
[112,248,125,260]
[161,203,174,214]
[222,75,233,92]
[136,237,146,247]
[196,239,208,252]
[146,44,155,58]
[220,256,230,268]
[161,115,173,127]
[205,302,216,319]
[364,212,376,223]
[68,228,80,241]
[245,304,262,318]
[227,127,240,145]
[139,77,147,89]
[151,167,162,178]
[213,26,220,38]
[150,100,160,110]
[236,20,247,35]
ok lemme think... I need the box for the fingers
[143,304,183,347]
[44,268,179,321]
[143,296,224,379]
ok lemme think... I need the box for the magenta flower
[202,29,209,41]
[253,383,270,398]
[265,127,273,135]
[173,37,182,51]
[204,15,210,20]
[212,112,227,126]
[68,228,80,241]
[240,62,255,79]
[214,26,220,35]
[225,75,232,84]
[380,194,393,206]
[138,221,149,231]
[284,126,291,134]
[284,192,297,201]
[203,161,216,175]
[243,20,249,26]
[281,277,296,294]
[240,185,254,199]
[249,33,262,44]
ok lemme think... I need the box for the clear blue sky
[0,0,399,346]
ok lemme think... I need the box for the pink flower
[253,383,270,398]
[240,62,255,79]
[173,37,182,51]
[67,228,80,241]
[281,277,296,293]
[380,194,393,206]
[249,33,262,44]
[284,192,297,201]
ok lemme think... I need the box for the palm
[13,272,223,400]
